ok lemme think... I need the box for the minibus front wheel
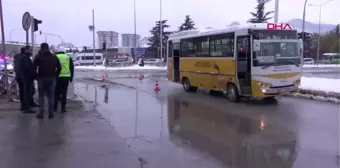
[226,84,240,102]
[182,77,197,92]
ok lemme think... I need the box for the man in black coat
[18,46,37,113]
[14,47,38,111]
[33,43,61,119]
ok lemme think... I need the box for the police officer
[54,46,74,113]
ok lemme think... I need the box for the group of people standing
[14,43,74,119]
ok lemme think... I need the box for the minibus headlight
[257,82,271,88]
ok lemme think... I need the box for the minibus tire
[227,84,240,102]
[182,78,197,92]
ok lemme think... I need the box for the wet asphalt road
[75,76,340,168]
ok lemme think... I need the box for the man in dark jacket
[19,46,37,113]
[14,47,38,111]
[54,46,74,113]
[33,43,61,119]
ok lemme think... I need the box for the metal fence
[0,70,19,101]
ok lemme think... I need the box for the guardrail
[0,70,19,101]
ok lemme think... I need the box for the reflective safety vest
[56,53,71,77]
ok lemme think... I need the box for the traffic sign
[132,48,147,58]
[22,12,31,31]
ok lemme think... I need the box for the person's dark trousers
[54,77,70,112]
[22,79,35,113]
[18,77,37,109]
[37,77,56,119]
[16,77,24,110]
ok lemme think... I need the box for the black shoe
[53,108,58,112]
[20,107,24,111]
[36,114,44,119]
[61,109,67,113]
[48,114,54,119]
[31,103,39,107]
[23,110,36,114]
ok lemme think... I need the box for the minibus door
[236,35,252,95]
[173,42,180,83]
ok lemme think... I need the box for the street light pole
[317,6,321,61]
[274,0,279,23]
[133,0,137,48]
[8,29,15,55]
[309,0,335,61]
[159,0,163,59]
[9,29,15,42]
[40,31,64,46]
[92,9,96,67]
[302,0,308,58]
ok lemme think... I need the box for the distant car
[303,58,315,64]
[144,58,162,66]
[109,59,130,67]
[0,57,13,71]
[73,60,81,66]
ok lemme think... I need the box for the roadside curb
[291,89,340,103]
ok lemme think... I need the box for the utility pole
[159,0,163,60]
[0,0,8,94]
[133,0,137,62]
[92,9,96,66]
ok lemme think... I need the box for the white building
[121,33,140,47]
[97,31,119,48]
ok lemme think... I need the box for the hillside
[287,19,336,33]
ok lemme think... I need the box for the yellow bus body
[168,57,301,98]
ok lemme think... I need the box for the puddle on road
[75,82,312,168]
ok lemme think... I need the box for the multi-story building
[97,31,119,48]
[121,34,140,47]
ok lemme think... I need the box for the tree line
[305,25,339,59]
[147,0,339,59]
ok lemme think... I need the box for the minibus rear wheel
[226,84,240,102]
[182,77,197,92]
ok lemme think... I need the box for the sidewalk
[0,96,139,168]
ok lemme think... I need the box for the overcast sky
[3,0,340,47]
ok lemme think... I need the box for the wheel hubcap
[228,88,235,101]
[184,80,190,90]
